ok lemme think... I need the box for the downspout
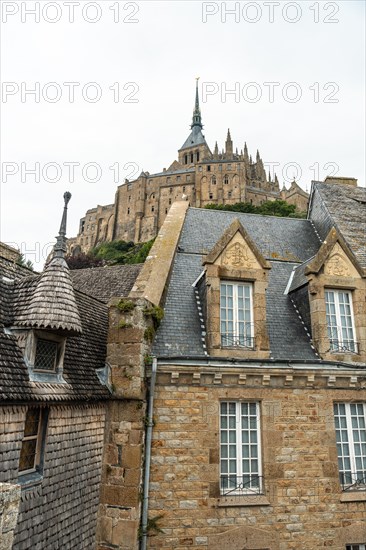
[140,356,157,550]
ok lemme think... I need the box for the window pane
[24,408,40,437]
[19,439,37,472]
[34,339,58,371]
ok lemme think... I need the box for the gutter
[140,356,157,550]
[154,355,366,370]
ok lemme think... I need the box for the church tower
[178,78,211,165]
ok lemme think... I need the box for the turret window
[34,339,59,372]
[196,152,200,161]
[191,153,194,163]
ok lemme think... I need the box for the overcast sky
[1,0,365,270]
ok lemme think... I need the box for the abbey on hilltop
[69,81,309,254]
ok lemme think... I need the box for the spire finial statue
[191,78,203,130]
[54,191,72,258]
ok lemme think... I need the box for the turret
[225,129,233,159]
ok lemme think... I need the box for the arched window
[196,151,200,161]
[224,174,229,185]
[190,153,194,163]
[184,154,188,165]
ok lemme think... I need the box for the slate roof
[0,260,110,402]
[179,126,207,151]
[311,182,366,268]
[71,264,143,303]
[179,208,320,262]
[154,208,321,360]
[287,260,312,293]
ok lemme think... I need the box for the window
[19,408,48,478]
[334,403,366,490]
[34,338,59,372]
[191,153,194,163]
[224,175,229,185]
[211,175,216,185]
[220,402,262,495]
[183,186,186,192]
[177,176,181,182]
[169,198,172,205]
[207,165,211,172]
[219,164,222,171]
[198,166,202,172]
[127,208,130,215]
[196,152,199,162]
[209,193,213,200]
[228,164,232,171]
[220,282,254,348]
[186,175,191,182]
[346,545,366,550]
[325,290,357,353]
[167,177,171,183]
[151,206,155,212]
[184,154,188,165]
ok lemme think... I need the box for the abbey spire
[191,77,203,129]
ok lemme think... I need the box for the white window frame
[325,289,358,353]
[334,403,366,490]
[220,401,263,496]
[220,281,254,348]
[346,545,366,550]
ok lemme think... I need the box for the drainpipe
[140,356,157,550]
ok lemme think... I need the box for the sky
[1,0,365,270]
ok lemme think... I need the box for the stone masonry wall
[97,297,156,550]
[146,367,366,550]
[0,483,21,550]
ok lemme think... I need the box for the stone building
[69,82,309,254]
[126,176,365,549]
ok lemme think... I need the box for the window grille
[34,338,58,372]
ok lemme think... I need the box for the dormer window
[25,331,66,382]
[34,338,59,372]
[220,282,254,348]
[325,290,357,353]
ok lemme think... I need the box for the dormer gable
[203,218,271,272]
[202,219,271,359]
[302,227,366,363]
[305,227,365,280]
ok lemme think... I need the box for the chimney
[324,176,358,187]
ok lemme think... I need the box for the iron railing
[341,472,366,491]
[221,333,254,349]
[328,326,358,353]
[220,474,263,495]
